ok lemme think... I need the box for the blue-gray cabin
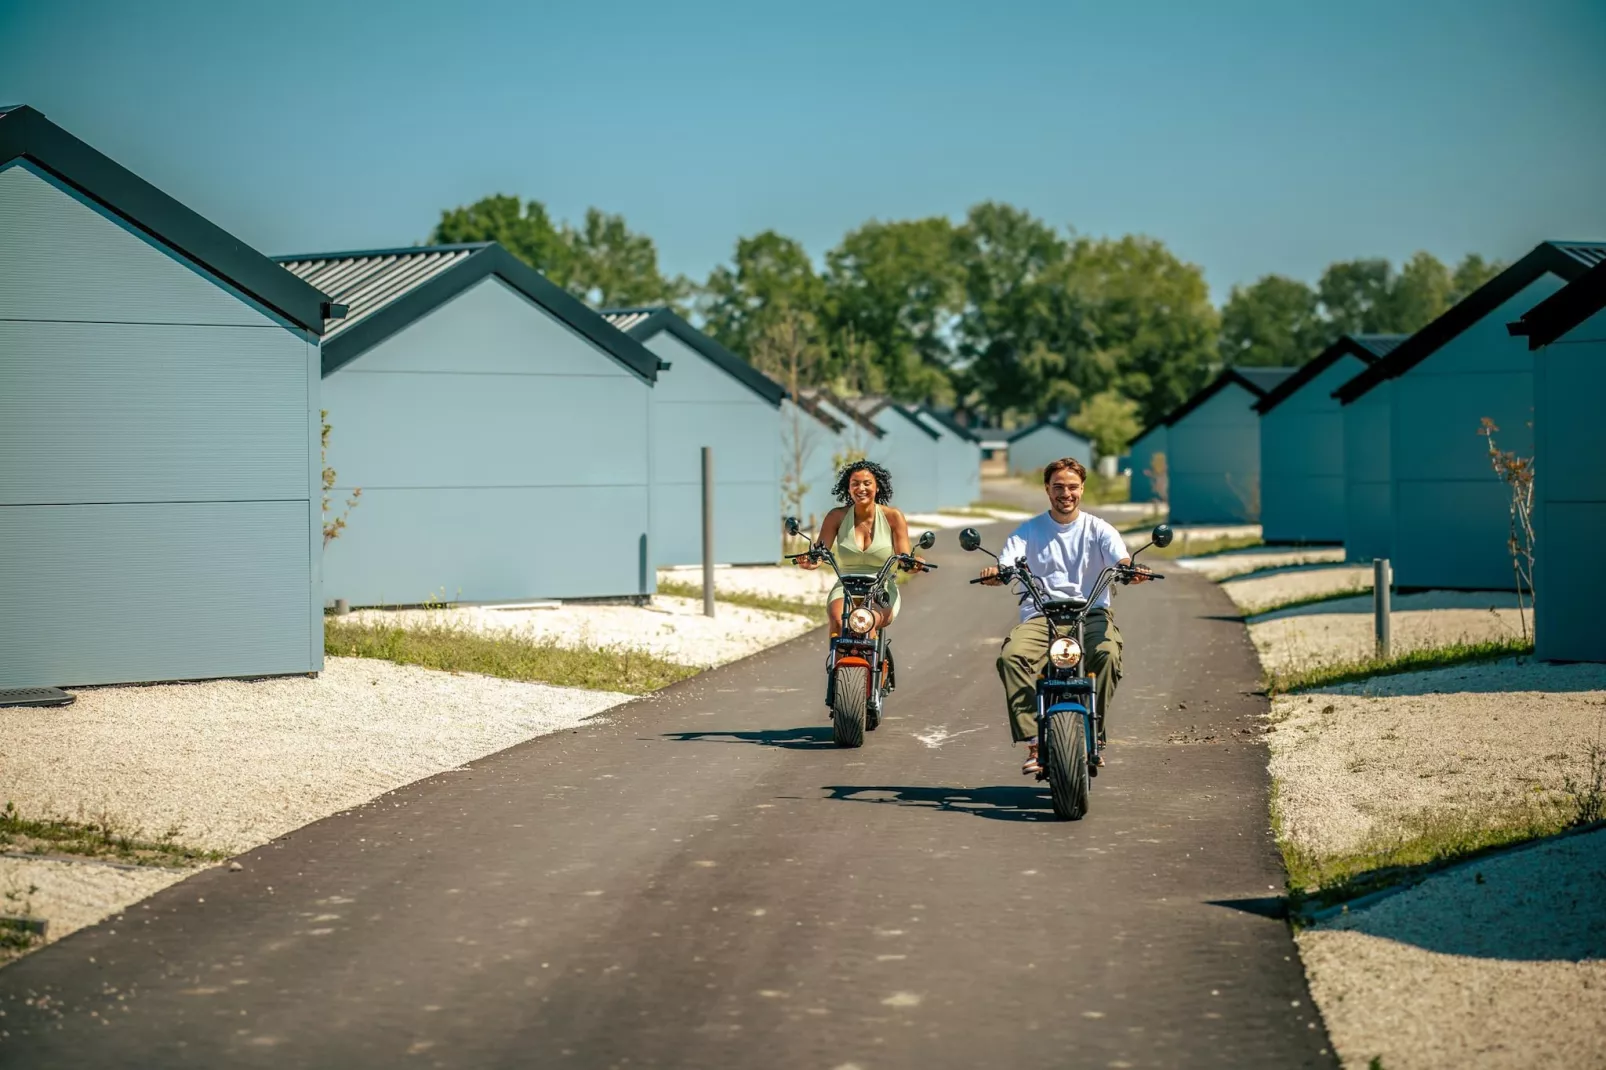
[916,407,982,509]
[1257,335,1402,545]
[847,398,942,515]
[1006,420,1093,479]
[1124,423,1168,505]
[1508,254,1606,661]
[1336,242,1605,590]
[1,105,336,688]
[1164,368,1294,525]
[602,309,783,566]
[278,243,661,606]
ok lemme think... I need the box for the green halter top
[829,505,901,617]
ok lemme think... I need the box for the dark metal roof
[276,243,660,382]
[851,396,941,441]
[916,406,980,443]
[785,390,846,435]
[1161,367,1295,427]
[1507,256,1606,350]
[0,104,337,334]
[802,388,886,439]
[1335,241,1606,403]
[1254,335,1403,414]
[1006,419,1091,445]
[601,307,785,408]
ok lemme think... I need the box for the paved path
[0,526,1334,1069]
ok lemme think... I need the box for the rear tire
[831,665,868,748]
[1043,711,1089,820]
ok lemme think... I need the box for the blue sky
[3,0,1604,305]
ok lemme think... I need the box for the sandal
[1020,741,1042,776]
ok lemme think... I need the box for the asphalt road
[0,523,1334,1069]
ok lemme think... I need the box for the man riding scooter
[978,457,1152,775]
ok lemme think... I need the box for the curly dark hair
[833,459,894,505]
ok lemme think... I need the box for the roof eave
[605,308,785,408]
[0,105,334,334]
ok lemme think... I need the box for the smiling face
[1044,463,1084,521]
[847,469,879,508]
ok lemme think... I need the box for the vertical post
[1373,558,1392,659]
[702,447,715,618]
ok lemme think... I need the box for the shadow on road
[822,783,1056,821]
[663,727,839,750]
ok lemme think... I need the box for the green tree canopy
[1219,275,1323,367]
[1070,389,1142,459]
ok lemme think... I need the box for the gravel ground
[1,657,632,952]
[346,594,816,669]
[904,508,1033,530]
[1298,828,1606,1070]
[1176,545,1346,580]
[1,858,195,946]
[1250,591,1527,673]
[1268,659,1606,858]
[659,563,834,603]
[1221,564,1373,614]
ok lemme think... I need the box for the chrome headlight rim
[1048,636,1082,668]
[846,607,877,635]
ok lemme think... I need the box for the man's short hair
[1043,457,1087,485]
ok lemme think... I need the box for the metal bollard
[701,447,715,618]
[1373,558,1392,659]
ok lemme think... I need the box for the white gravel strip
[1268,659,1606,859]
[904,508,1034,530]
[1221,565,1372,614]
[1298,828,1606,1070]
[1175,546,1346,580]
[658,564,834,603]
[0,657,633,952]
[1250,592,1527,673]
[346,594,817,670]
[1,858,195,946]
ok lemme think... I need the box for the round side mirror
[784,516,801,537]
[1152,523,1173,548]
[958,527,983,552]
[917,530,937,550]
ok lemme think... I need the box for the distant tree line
[433,196,1503,455]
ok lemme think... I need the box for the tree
[1317,258,1394,337]
[700,230,826,363]
[433,194,571,281]
[433,195,684,308]
[823,217,964,403]
[751,309,826,527]
[1219,275,1324,367]
[1451,253,1504,303]
[1070,389,1142,460]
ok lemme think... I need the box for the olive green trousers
[995,608,1122,743]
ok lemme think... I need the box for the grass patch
[1280,801,1578,914]
[325,619,699,694]
[1265,637,1533,696]
[656,579,825,622]
[0,801,225,868]
[1145,534,1264,560]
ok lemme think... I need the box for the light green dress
[828,505,901,620]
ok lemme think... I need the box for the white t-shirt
[997,511,1130,623]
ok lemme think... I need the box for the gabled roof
[853,396,941,441]
[1335,241,1606,404]
[0,104,337,334]
[917,406,980,443]
[1161,367,1295,427]
[785,390,846,435]
[1254,335,1403,414]
[1006,419,1091,445]
[276,243,660,381]
[802,388,886,439]
[601,307,784,408]
[1507,256,1606,350]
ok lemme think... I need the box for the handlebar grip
[921,561,938,570]
[968,576,990,584]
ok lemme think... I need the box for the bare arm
[798,508,845,570]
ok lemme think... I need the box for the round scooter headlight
[1048,636,1082,668]
[847,607,876,635]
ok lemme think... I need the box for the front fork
[1037,677,1101,776]
[825,634,890,710]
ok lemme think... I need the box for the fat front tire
[831,665,869,748]
[1044,712,1089,820]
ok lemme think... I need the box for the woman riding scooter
[795,460,923,637]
